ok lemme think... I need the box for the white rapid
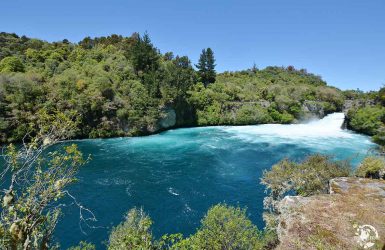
[222,112,348,139]
[56,112,376,248]
[218,112,378,151]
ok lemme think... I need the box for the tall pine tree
[130,32,160,75]
[196,48,216,87]
[130,33,161,97]
[205,48,216,85]
[196,49,207,85]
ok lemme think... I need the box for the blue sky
[1,0,385,91]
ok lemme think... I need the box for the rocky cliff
[276,177,385,249]
[343,99,376,114]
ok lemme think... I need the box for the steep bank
[344,96,385,146]
[276,177,385,249]
[189,69,344,126]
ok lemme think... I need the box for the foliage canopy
[0,32,346,143]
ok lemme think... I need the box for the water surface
[55,113,376,248]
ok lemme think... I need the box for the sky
[1,0,385,91]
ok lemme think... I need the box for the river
[55,113,376,248]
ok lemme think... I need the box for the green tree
[205,48,216,84]
[105,204,276,250]
[130,33,160,75]
[195,48,216,87]
[160,56,195,102]
[68,241,96,250]
[79,36,94,49]
[108,208,154,250]
[0,56,25,73]
[0,110,94,249]
[174,204,270,250]
[377,86,385,105]
[195,49,206,85]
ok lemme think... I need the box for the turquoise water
[54,113,376,249]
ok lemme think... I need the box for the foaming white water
[222,113,352,140]
[168,187,180,196]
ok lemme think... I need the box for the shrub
[234,104,272,125]
[174,204,272,250]
[0,56,25,72]
[68,241,96,250]
[261,154,351,213]
[347,106,385,135]
[378,87,385,105]
[0,111,89,249]
[108,208,154,250]
[355,156,385,179]
[268,108,294,123]
[106,204,277,250]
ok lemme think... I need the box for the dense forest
[0,32,353,144]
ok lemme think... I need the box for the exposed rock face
[301,101,325,119]
[158,107,176,129]
[343,99,376,114]
[276,177,385,250]
[258,100,271,108]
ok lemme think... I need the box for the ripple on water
[55,113,377,249]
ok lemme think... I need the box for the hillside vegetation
[345,88,385,145]
[191,68,343,125]
[0,32,345,143]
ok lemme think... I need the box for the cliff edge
[276,177,385,249]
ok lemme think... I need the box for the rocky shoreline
[276,177,385,249]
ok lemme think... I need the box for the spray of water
[222,113,348,139]
[219,113,366,145]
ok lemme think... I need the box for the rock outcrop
[158,107,177,129]
[276,177,385,249]
[301,101,325,120]
[343,99,376,114]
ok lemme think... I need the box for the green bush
[347,106,385,135]
[108,208,154,250]
[68,241,96,250]
[173,204,275,250]
[322,101,337,114]
[347,105,385,146]
[0,56,25,72]
[234,104,272,125]
[378,87,385,105]
[106,204,277,250]
[373,127,385,145]
[261,154,351,213]
[355,156,385,179]
[268,108,294,123]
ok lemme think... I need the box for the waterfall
[306,113,345,130]
[222,113,350,139]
